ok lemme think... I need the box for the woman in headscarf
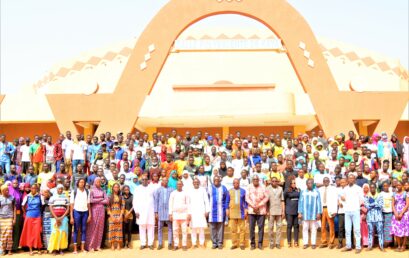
[107,183,125,250]
[378,132,397,170]
[0,184,15,255]
[403,136,409,168]
[168,170,178,189]
[41,189,52,252]
[391,134,403,164]
[20,184,43,255]
[125,174,139,195]
[47,184,70,255]
[181,170,193,192]
[361,184,370,248]
[8,179,22,252]
[86,177,108,252]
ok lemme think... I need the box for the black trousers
[338,214,345,242]
[286,214,299,243]
[249,214,265,246]
[123,220,133,245]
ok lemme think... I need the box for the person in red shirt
[344,131,356,150]
[161,154,177,178]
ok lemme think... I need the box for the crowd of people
[0,129,408,255]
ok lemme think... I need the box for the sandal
[29,252,34,256]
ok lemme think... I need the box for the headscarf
[181,170,193,191]
[93,177,102,189]
[9,180,22,209]
[22,183,31,200]
[167,170,178,189]
[362,183,370,197]
[372,133,380,145]
[126,174,139,195]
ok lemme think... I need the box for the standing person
[379,181,393,248]
[47,184,70,255]
[20,138,31,174]
[62,131,73,175]
[154,177,174,250]
[44,136,55,172]
[189,178,210,249]
[361,184,370,248]
[266,177,284,249]
[208,176,230,249]
[107,183,125,250]
[29,135,44,174]
[71,135,87,174]
[168,181,189,251]
[8,180,22,252]
[20,184,43,255]
[122,185,134,249]
[0,184,16,255]
[284,178,300,247]
[318,176,338,249]
[391,180,409,252]
[246,175,269,250]
[364,183,385,251]
[227,178,247,250]
[298,179,322,249]
[341,174,365,254]
[41,189,52,251]
[133,175,156,250]
[337,178,347,249]
[377,132,397,170]
[86,177,108,252]
[53,134,64,173]
[70,178,91,254]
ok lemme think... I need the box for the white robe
[133,184,155,225]
[188,187,210,228]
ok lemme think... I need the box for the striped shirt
[209,185,230,223]
[154,186,174,221]
[298,189,322,221]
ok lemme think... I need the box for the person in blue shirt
[4,164,23,184]
[23,165,38,186]
[0,135,16,174]
[298,179,322,249]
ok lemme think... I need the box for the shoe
[341,247,352,252]
[173,247,178,251]
[182,247,187,251]
[380,248,386,252]
[157,245,163,250]
[240,246,245,250]
[355,249,361,254]
[230,246,238,250]
[218,246,223,250]
[276,244,281,249]
[168,244,172,250]
[211,246,217,249]
[320,244,327,248]
[303,245,308,249]
[337,243,343,249]
[311,245,316,249]
[139,246,146,250]
[148,246,153,250]
[288,242,292,248]
[366,247,372,251]
[250,246,256,250]
[329,245,334,249]
[269,244,275,249]
[258,244,263,250]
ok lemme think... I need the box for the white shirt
[221,176,235,191]
[72,141,87,160]
[343,184,364,212]
[62,139,73,159]
[20,145,31,162]
[337,187,346,214]
[296,177,307,191]
[70,189,90,212]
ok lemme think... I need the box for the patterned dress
[85,187,108,250]
[391,192,409,237]
[42,198,52,249]
[107,195,125,243]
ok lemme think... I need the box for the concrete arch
[46,0,409,137]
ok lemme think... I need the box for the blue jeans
[72,160,84,174]
[73,210,88,244]
[0,160,11,174]
[345,210,361,249]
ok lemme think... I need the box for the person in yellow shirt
[175,152,187,177]
[268,162,284,187]
[273,138,284,159]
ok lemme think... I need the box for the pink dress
[360,204,368,246]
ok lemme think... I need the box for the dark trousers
[210,222,224,247]
[123,221,133,245]
[338,214,345,242]
[286,214,299,243]
[249,214,265,247]
[73,210,88,243]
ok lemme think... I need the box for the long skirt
[19,217,43,249]
[85,205,106,250]
[361,216,368,246]
[0,218,13,251]
[12,213,22,251]
[42,212,52,249]
[108,216,123,243]
[47,217,69,252]
[383,213,393,243]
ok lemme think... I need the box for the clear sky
[1,0,408,93]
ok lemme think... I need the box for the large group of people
[0,129,408,255]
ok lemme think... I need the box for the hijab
[168,170,178,189]
[126,174,139,195]
[8,180,22,209]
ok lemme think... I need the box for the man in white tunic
[169,180,190,251]
[188,178,210,248]
[133,175,156,250]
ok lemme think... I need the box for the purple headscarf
[8,180,22,211]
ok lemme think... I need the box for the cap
[208,136,213,141]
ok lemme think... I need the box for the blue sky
[1,0,408,93]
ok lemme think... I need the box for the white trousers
[302,220,317,245]
[191,228,205,245]
[139,224,154,246]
